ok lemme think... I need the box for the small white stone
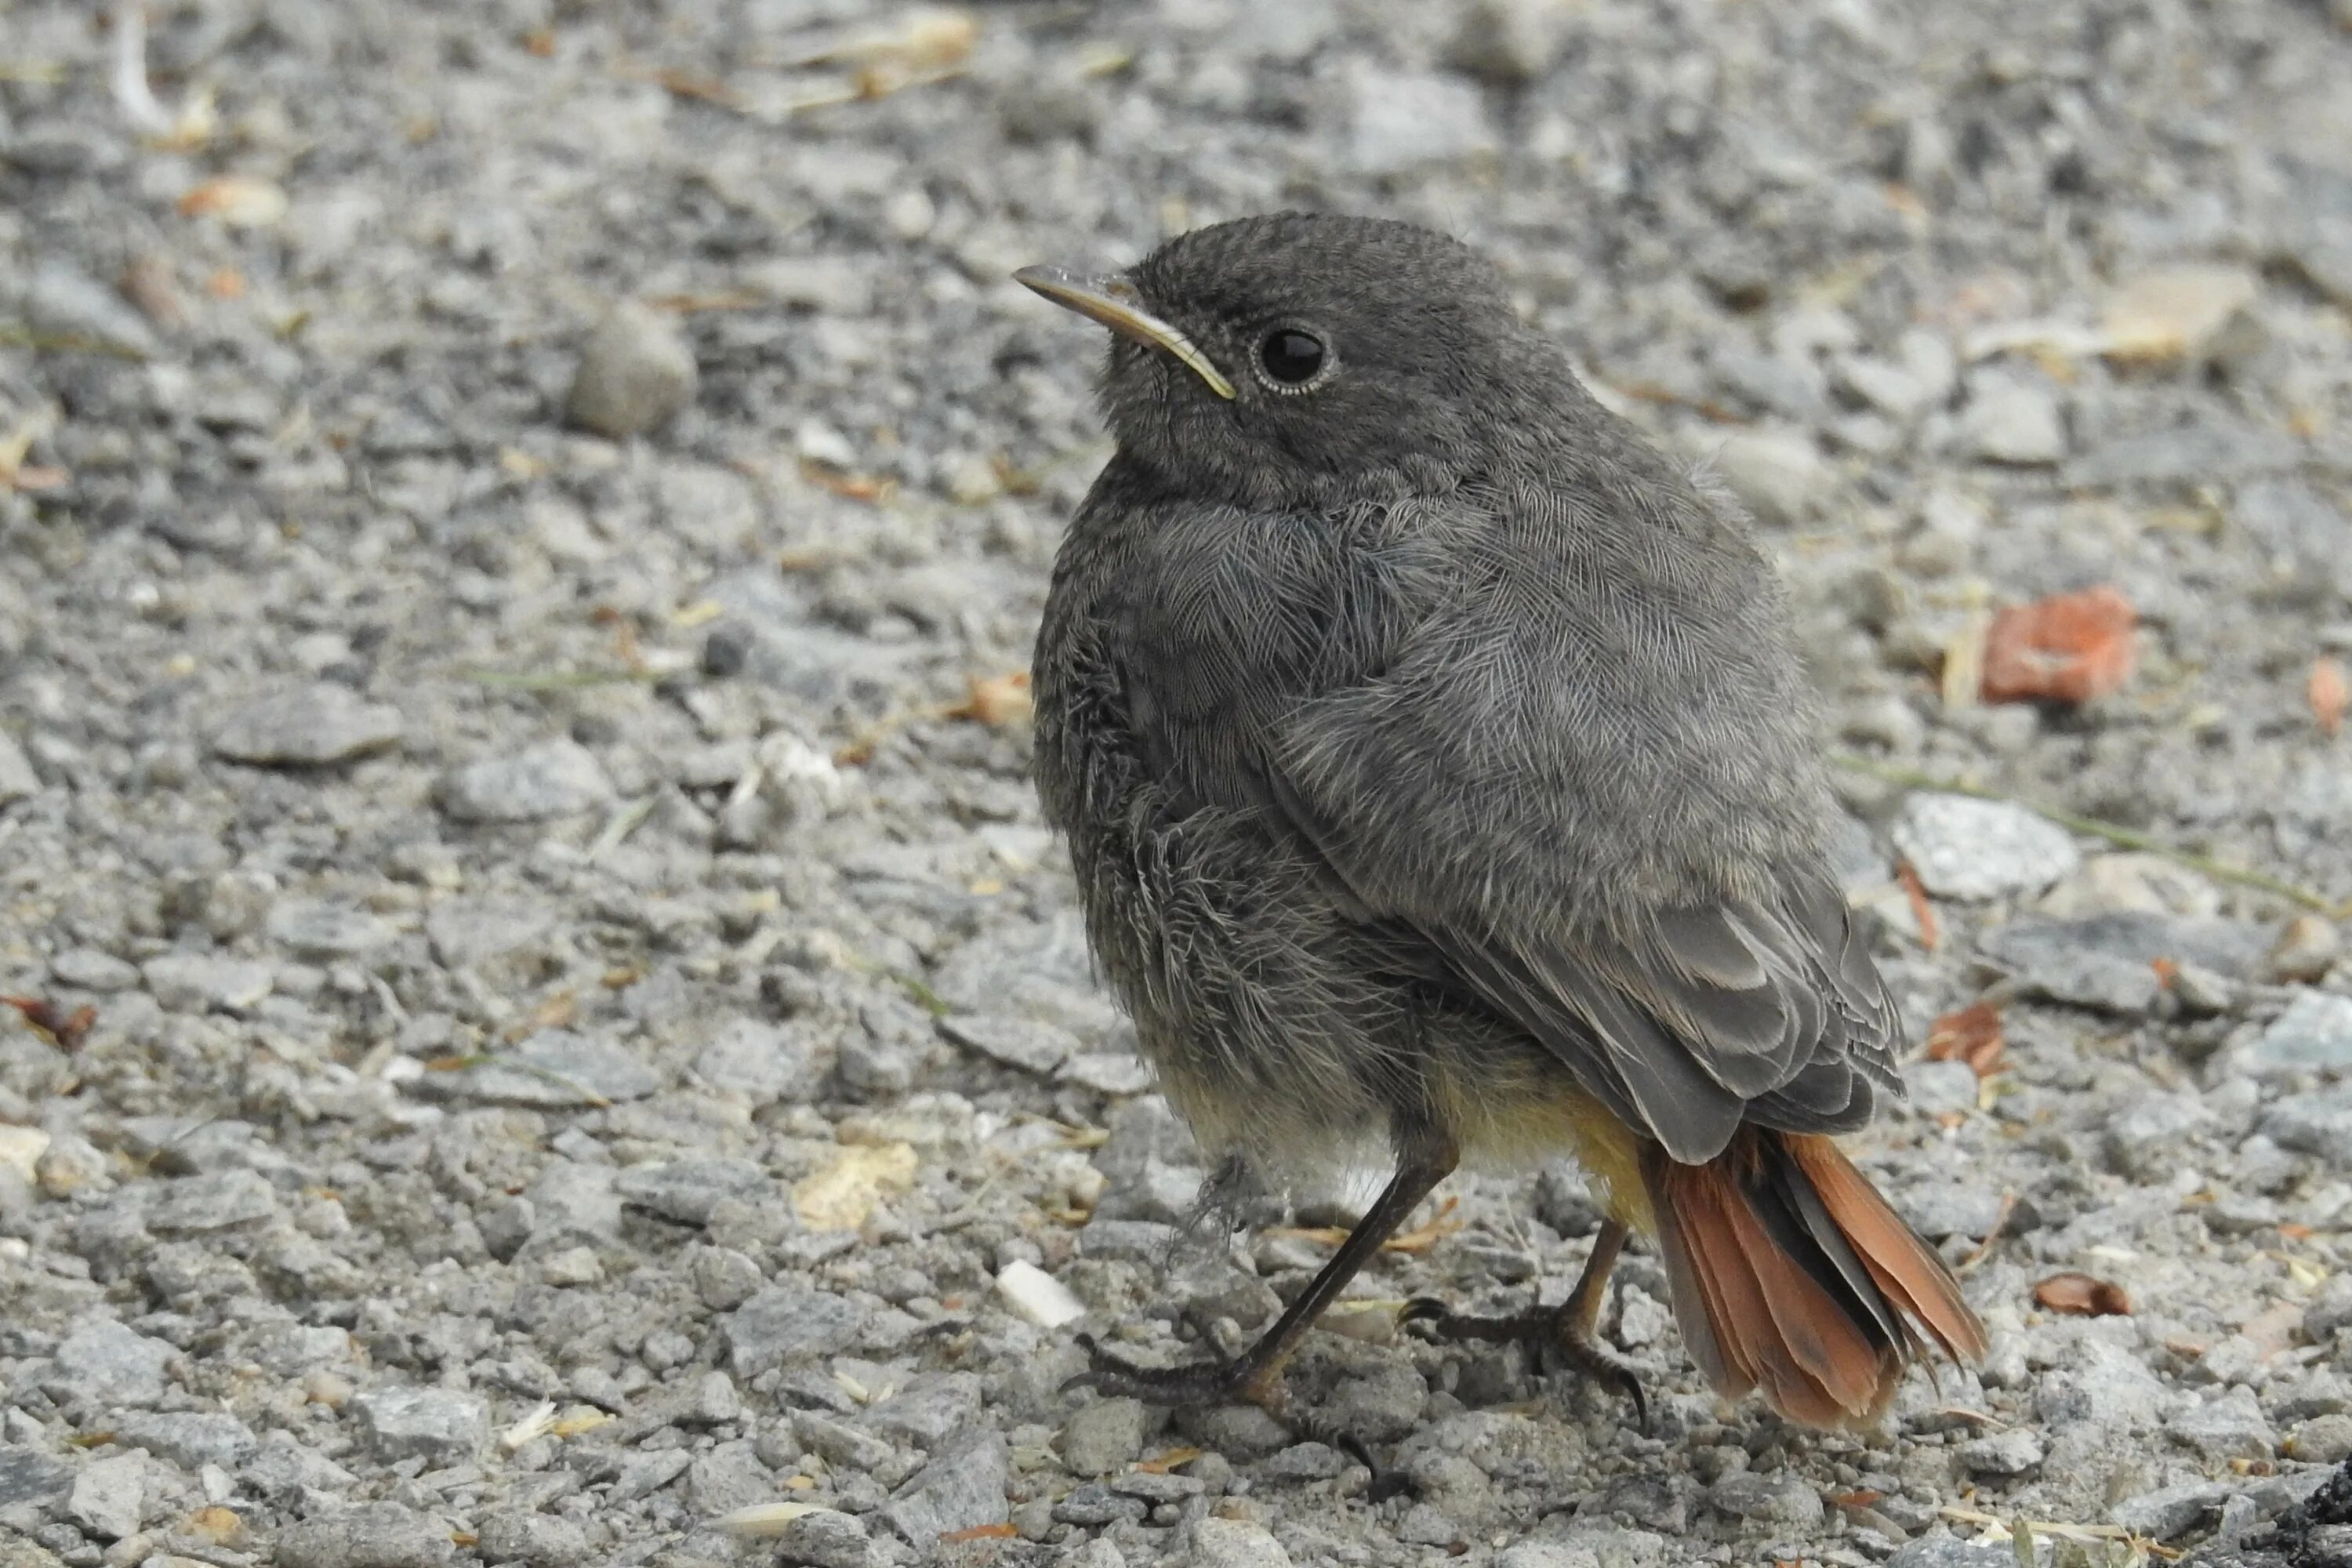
[794,419,858,470]
[0,1126,50,1185]
[994,1259,1085,1329]
[1959,372,2068,465]
[1891,792,2080,900]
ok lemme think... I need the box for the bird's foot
[1399,1297,1650,1434]
[1061,1331,1246,1409]
[1062,1334,1398,1492]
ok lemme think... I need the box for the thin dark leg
[1401,1217,1649,1433]
[1067,1137,1459,1424]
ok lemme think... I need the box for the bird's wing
[1255,488,1904,1163]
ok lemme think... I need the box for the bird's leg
[1401,1217,1649,1432]
[1067,1136,1458,1450]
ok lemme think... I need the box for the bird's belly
[1065,802,1404,1175]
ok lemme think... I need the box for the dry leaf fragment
[946,672,1033,729]
[1980,586,2136,706]
[793,1142,918,1231]
[715,1501,844,1538]
[2310,657,2347,739]
[177,175,289,227]
[2102,266,2259,365]
[2033,1272,2132,1317]
[2,996,97,1051]
[183,1506,247,1547]
[1926,1000,2004,1079]
[799,460,897,503]
[940,1523,1018,1542]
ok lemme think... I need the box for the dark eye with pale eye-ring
[1258,329,1326,386]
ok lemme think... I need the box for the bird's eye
[1257,329,1327,387]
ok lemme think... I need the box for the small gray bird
[1016,213,1983,1438]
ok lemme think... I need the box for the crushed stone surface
[4,2,2352,1565]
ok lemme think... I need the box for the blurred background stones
[2,0,2351,1565]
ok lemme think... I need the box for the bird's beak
[1013,265,1237,401]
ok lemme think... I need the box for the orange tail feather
[1642,1131,1984,1428]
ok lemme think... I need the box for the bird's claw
[1400,1298,1650,1436]
[1060,1334,1407,1494]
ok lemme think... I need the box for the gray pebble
[615,1157,771,1225]
[939,1014,1080,1076]
[0,731,42,803]
[2247,990,2352,1075]
[693,1019,824,1107]
[2104,1091,2216,1181]
[49,948,140,992]
[880,1428,1010,1544]
[1901,1181,2007,1241]
[273,1501,454,1568]
[1053,1480,1145,1526]
[350,1387,486,1465]
[1904,1059,1980,1119]
[414,1029,659,1109]
[142,953,275,1014]
[1959,373,2068,464]
[685,1439,775,1515]
[865,1375,984,1448]
[2034,1341,2175,1430]
[212,684,403,767]
[422,897,554,969]
[0,1445,75,1510]
[727,1287,870,1376]
[1396,1502,1464,1546]
[775,1508,878,1568]
[1060,1398,1150,1476]
[66,1452,154,1540]
[1323,1363,1427,1444]
[473,1511,588,1568]
[1185,1516,1294,1568]
[1892,793,2079,900]
[437,740,613,823]
[1884,1537,2014,1568]
[45,1318,176,1409]
[1955,1428,2044,1477]
[1704,1471,1824,1529]
[691,1245,766,1311]
[2308,1275,2352,1343]
[567,301,696,438]
[109,1411,256,1471]
[608,1446,692,1502]
[240,1430,359,1500]
[266,898,395,959]
[2067,418,2303,489]
[1344,67,1497,176]
[2261,1083,2352,1166]
[1703,427,1834,527]
[2168,1388,2275,1462]
[26,260,160,356]
[2107,1479,2234,1541]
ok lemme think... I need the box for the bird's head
[1018,212,1567,509]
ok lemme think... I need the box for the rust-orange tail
[1640,1131,1987,1427]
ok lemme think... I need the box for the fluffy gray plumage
[1031,212,1902,1174]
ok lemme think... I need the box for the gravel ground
[5,2,2352,1566]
